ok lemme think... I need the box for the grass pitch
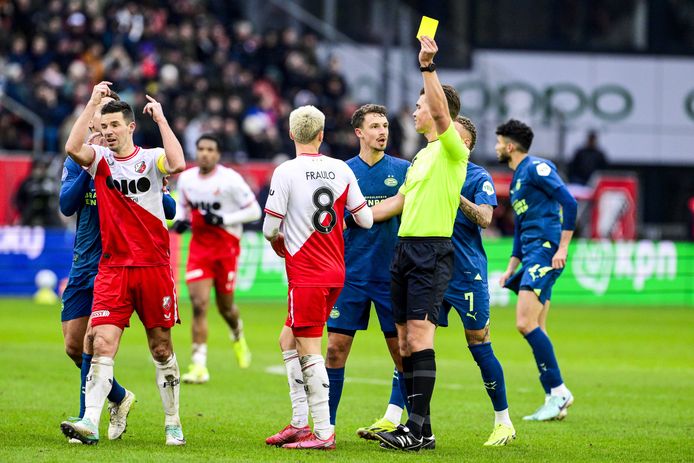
[0,298,693,462]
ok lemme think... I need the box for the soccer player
[172,133,260,383]
[263,105,373,450]
[496,119,577,421]
[437,116,515,446]
[323,104,410,437]
[60,91,176,443]
[60,81,187,445]
[370,36,470,451]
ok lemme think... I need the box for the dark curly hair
[495,119,534,153]
[419,84,460,120]
[455,115,477,151]
[351,104,388,129]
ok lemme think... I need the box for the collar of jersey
[115,146,141,162]
[298,152,322,157]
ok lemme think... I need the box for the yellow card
[416,16,439,40]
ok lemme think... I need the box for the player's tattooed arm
[459,195,493,228]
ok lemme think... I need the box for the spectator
[14,157,61,227]
[568,130,609,185]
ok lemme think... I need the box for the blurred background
[0,0,692,305]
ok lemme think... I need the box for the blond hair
[289,105,325,144]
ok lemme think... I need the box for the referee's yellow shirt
[398,122,469,237]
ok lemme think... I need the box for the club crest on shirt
[384,176,398,187]
[135,161,147,174]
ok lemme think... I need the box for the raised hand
[418,36,438,67]
[89,81,112,106]
[143,95,166,124]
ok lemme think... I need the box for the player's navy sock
[402,355,413,411]
[524,327,563,390]
[79,353,92,418]
[469,342,508,411]
[421,409,432,437]
[405,349,436,439]
[327,367,345,426]
[388,367,406,410]
[107,376,126,404]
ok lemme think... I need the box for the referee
[369,35,470,451]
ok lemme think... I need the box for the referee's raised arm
[418,36,451,136]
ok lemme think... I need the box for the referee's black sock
[402,355,413,411]
[405,349,436,439]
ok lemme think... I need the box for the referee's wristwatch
[420,62,436,73]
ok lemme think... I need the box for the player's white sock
[230,319,244,342]
[84,356,114,426]
[384,404,403,425]
[155,353,181,427]
[191,343,207,367]
[550,383,570,399]
[282,349,308,428]
[494,408,513,427]
[300,354,333,440]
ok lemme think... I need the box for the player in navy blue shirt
[437,116,515,446]
[324,104,410,439]
[59,92,176,442]
[496,119,578,422]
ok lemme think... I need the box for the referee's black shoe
[375,424,423,451]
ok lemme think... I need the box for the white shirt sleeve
[85,145,105,178]
[173,174,190,221]
[344,166,367,213]
[263,164,290,219]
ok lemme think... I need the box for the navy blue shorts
[60,271,95,322]
[439,280,490,330]
[504,244,563,304]
[327,280,395,334]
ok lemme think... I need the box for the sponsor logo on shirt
[92,310,110,318]
[536,163,551,176]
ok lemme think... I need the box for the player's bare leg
[62,317,89,366]
[281,335,335,449]
[465,327,515,446]
[216,291,251,368]
[183,279,213,383]
[61,324,123,444]
[517,291,572,421]
[266,326,311,446]
[146,326,184,445]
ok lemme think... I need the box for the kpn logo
[571,240,677,295]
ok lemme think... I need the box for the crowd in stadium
[1,0,403,162]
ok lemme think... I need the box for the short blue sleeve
[530,160,565,196]
[473,173,498,208]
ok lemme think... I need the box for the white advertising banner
[323,45,694,165]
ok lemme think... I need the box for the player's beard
[497,152,511,164]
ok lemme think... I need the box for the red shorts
[91,265,180,330]
[185,251,239,295]
[285,286,342,338]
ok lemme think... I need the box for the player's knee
[191,300,208,317]
[515,318,536,335]
[326,343,348,367]
[91,333,113,356]
[64,340,83,364]
[150,343,173,362]
[465,329,489,345]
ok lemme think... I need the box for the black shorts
[390,237,453,324]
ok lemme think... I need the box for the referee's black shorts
[390,237,453,324]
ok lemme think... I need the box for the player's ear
[289,130,295,141]
[354,128,363,138]
[128,121,136,134]
[317,130,324,143]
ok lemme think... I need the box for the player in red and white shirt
[263,105,373,450]
[172,133,261,383]
[60,81,187,446]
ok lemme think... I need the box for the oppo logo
[456,81,633,122]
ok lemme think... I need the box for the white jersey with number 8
[264,153,367,287]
